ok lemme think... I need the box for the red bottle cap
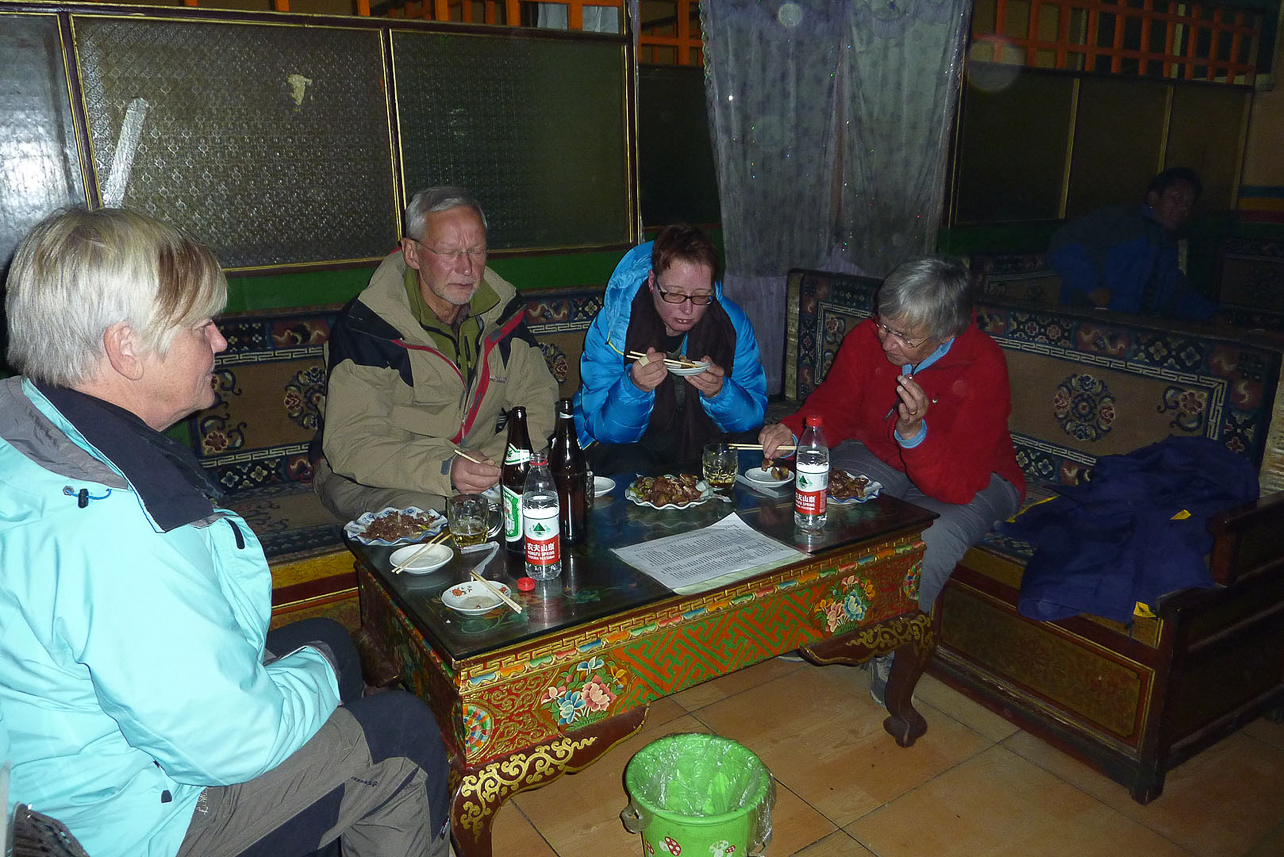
[806,416,823,427]
[516,577,536,592]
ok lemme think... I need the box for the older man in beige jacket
[315,187,557,520]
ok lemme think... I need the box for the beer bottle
[548,398,588,544]
[501,406,533,555]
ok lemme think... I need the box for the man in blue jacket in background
[0,208,449,857]
[574,223,767,474]
[1049,167,1217,321]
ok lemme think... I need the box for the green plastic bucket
[621,734,775,857]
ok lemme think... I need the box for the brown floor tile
[512,714,711,857]
[1244,817,1284,857]
[1003,729,1284,857]
[1243,715,1284,752]
[487,802,558,857]
[641,696,690,731]
[689,661,992,827]
[913,672,1019,743]
[670,656,805,712]
[792,829,878,856]
[760,779,838,856]
[845,744,1193,857]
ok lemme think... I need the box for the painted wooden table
[350,476,938,857]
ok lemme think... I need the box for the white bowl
[389,543,453,574]
[593,476,616,497]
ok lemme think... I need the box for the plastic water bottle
[794,416,829,531]
[522,451,562,580]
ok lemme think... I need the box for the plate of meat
[345,506,446,546]
[626,474,714,509]
[828,471,882,504]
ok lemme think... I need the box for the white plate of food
[345,506,446,546]
[828,471,882,504]
[626,474,714,509]
[667,360,711,377]
[389,543,453,574]
[593,476,616,497]
[744,464,793,488]
[441,580,513,615]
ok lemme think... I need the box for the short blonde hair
[5,207,227,387]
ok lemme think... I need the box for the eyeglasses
[416,240,488,265]
[655,285,713,306]
[873,315,931,349]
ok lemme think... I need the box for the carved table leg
[801,612,934,747]
[881,617,933,747]
[450,705,649,857]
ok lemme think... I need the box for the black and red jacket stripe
[310,293,536,458]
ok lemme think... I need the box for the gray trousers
[314,457,447,522]
[176,620,450,857]
[830,441,1021,613]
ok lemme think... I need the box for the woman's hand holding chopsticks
[628,347,669,393]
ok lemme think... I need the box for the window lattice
[971,0,1262,85]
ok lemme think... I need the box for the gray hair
[876,255,974,341]
[404,187,488,241]
[4,207,227,387]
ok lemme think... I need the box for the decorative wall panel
[392,30,630,250]
[0,14,85,274]
[72,16,396,269]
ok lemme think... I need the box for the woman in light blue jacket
[574,225,766,473]
[0,208,448,857]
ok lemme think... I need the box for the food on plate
[758,461,792,480]
[362,510,437,541]
[630,473,704,506]
[829,470,871,501]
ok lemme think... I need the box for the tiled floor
[482,658,1284,857]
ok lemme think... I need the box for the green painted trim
[220,233,726,310]
[936,223,1062,256]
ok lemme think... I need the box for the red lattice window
[971,0,1263,85]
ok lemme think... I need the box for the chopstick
[453,449,484,464]
[625,350,701,369]
[727,443,797,452]
[470,570,523,613]
[390,529,452,574]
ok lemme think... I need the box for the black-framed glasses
[656,285,713,306]
[416,240,488,265]
[873,315,930,349]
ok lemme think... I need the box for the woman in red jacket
[760,256,1025,704]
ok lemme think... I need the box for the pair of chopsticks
[727,443,798,453]
[470,570,523,613]
[390,529,452,574]
[453,449,484,464]
[626,350,702,370]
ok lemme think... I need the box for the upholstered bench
[784,267,1284,803]
[182,286,607,625]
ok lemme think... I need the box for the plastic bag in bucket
[621,733,775,857]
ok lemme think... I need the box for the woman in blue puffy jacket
[573,224,767,473]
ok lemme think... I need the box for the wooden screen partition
[0,1,636,272]
[0,13,87,276]
[953,72,1075,223]
[950,64,1252,226]
[73,15,397,270]
[391,29,631,251]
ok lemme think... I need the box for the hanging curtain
[702,0,967,393]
